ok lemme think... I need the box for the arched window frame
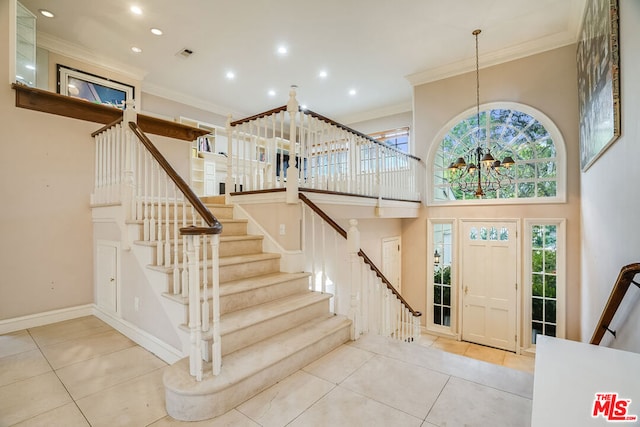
[427,102,567,206]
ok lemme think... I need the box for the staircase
[151,196,351,421]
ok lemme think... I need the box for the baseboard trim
[0,304,94,335]
[92,305,184,364]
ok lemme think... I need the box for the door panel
[382,237,401,292]
[97,243,118,314]
[462,221,517,351]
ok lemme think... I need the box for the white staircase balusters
[300,197,421,343]
[210,233,221,376]
[93,121,224,381]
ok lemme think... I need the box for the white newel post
[225,115,233,205]
[286,86,299,204]
[347,219,361,340]
[211,233,221,375]
[186,234,203,381]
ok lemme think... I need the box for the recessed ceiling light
[38,9,54,18]
[349,89,357,96]
[277,46,288,55]
[268,89,276,97]
[131,46,142,53]
[150,28,163,36]
[226,71,235,80]
[130,5,142,15]
[319,70,328,79]
[300,104,308,110]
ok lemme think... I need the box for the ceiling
[19,0,587,123]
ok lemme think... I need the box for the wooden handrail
[357,250,422,317]
[590,263,640,345]
[298,193,347,239]
[302,109,422,162]
[298,192,421,317]
[127,121,222,233]
[229,105,288,127]
[227,102,422,162]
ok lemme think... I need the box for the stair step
[135,234,264,261]
[219,253,281,282]
[164,314,351,421]
[219,291,332,356]
[162,272,311,315]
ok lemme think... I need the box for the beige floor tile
[503,352,536,374]
[12,402,90,427]
[150,410,260,426]
[426,376,532,427]
[238,370,334,426]
[0,330,38,358]
[0,371,73,426]
[288,386,423,427]
[431,337,470,355]
[417,333,438,347]
[76,367,167,427]
[39,330,135,369]
[0,349,52,387]
[56,346,167,399]
[340,354,450,419]
[464,343,507,365]
[302,344,375,384]
[29,316,112,347]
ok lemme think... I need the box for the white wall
[580,1,640,351]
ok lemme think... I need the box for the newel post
[225,114,233,205]
[286,86,299,204]
[347,219,361,340]
[122,100,138,249]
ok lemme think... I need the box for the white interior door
[97,242,118,314]
[382,237,401,292]
[461,221,517,351]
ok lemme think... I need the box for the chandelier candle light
[447,29,515,198]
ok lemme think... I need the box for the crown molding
[405,30,578,87]
[338,100,413,125]
[37,32,147,81]
[142,82,246,119]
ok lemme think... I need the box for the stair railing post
[225,115,233,205]
[347,219,361,340]
[186,234,203,381]
[286,86,299,204]
[211,233,221,375]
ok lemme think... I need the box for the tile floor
[0,316,534,426]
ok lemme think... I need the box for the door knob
[464,285,468,295]
[110,277,115,282]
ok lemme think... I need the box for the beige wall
[408,44,582,341]
[1,0,95,319]
[580,1,640,352]
[141,92,228,128]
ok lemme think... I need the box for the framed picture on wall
[577,0,620,171]
[57,65,135,109]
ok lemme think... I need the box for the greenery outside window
[427,220,455,335]
[429,102,566,205]
[524,219,566,351]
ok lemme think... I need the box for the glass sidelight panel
[530,224,558,343]
[433,223,453,327]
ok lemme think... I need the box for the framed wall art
[57,65,135,109]
[577,0,620,171]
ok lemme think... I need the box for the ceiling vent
[176,48,194,59]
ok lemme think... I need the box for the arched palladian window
[430,102,566,204]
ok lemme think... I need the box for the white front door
[461,221,517,351]
[382,237,401,292]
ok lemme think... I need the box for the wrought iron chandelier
[447,29,515,198]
